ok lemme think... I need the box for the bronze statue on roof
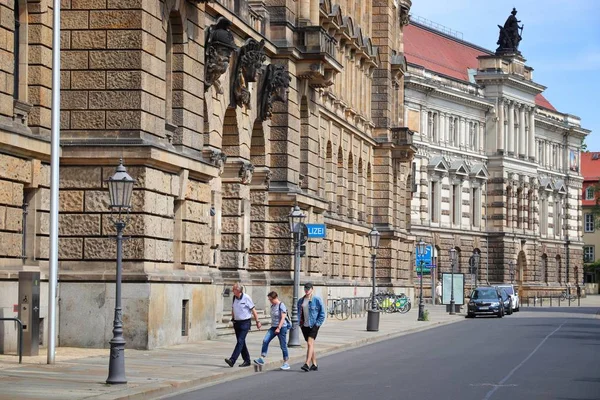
[496,8,524,55]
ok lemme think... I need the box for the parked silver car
[496,284,520,312]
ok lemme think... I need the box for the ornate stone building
[404,17,589,298]
[0,0,416,351]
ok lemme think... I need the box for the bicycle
[328,298,351,320]
[559,289,576,301]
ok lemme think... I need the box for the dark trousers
[230,319,251,363]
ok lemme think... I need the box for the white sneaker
[280,362,290,370]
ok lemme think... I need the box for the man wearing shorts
[297,282,325,371]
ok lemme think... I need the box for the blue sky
[410,0,600,151]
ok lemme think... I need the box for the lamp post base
[288,325,301,347]
[449,301,456,315]
[418,302,425,321]
[106,338,127,384]
[366,310,380,331]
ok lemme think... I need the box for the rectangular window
[431,181,438,223]
[586,187,595,200]
[471,188,476,226]
[584,213,595,232]
[585,213,594,232]
[181,299,189,336]
[583,246,595,263]
[554,200,561,237]
[451,184,461,226]
[540,197,547,235]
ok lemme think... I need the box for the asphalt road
[167,307,600,400]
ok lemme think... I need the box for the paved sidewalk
[0,306,463,400]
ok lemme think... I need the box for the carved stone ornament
[239,162,255,184]
[399,6,410,27]
[210,150,228,176]
[298,174,305,189]
[259,64,291,121]
[496,8,523,55]
[264,170,273,188]
[231,38,266,108]
[204,17,237,94]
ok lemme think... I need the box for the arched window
[541,254,548,283]
[336,148,345,216]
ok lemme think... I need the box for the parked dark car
[467,287,505,318]
[498,288,513,315]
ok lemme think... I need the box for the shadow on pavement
[521,307,600,315]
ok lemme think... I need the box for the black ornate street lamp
[366,227,381,331]
[449,248,456,315]
[288,205,305,347]
[509,261,515,284]
[106,159,134,384]
[417,239,427,321]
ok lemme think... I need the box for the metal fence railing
[327,297,370,320]
[0,317,23,364]
[522,293,581,308]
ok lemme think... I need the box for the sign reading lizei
[306,224,326,238]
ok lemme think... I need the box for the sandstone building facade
[404,20,589,298]
[0,0,417,350]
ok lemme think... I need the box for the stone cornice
[405,77,494,110]
[0,123,51,160]
[318,106,378,146]
[60,142,219,182]
[474,72,546,95]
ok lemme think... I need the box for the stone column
[310,0,319,25]
[508,101,515,155]
[299,0,310,22]
[439,113,445,144]
[421,107,428,141]
[479,122,485,153]
[459,117,466,149]
[519,105,526,158]
[497,100,505,153]
[528,108,536,160]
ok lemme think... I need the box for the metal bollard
[533,297,536,307]
[558,297,561,307]
[550,297,552,307]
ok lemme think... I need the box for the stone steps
[216,310,272,337]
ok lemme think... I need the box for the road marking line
[471,383,518,388]
[482,320,567,400]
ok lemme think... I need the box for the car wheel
[497,309,503,318]
[508,305,513,315]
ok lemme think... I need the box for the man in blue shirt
[225,283,262,367]
[297,282,325,371]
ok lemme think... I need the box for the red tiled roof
[582,152,600,181]
[404,23,555,111]
[582,154,600,207]
[534,94,555,111]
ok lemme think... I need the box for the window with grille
[584,213,595,233]
[585,186,595,200]
[583,246,595,263]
